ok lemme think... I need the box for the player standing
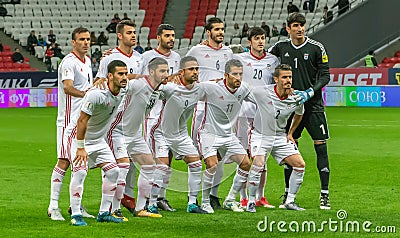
[197,59,252,214]
[147,56,207,214]
[107,58,169,218]
[142,24,181,212]
[95,20,144,215]
[67,60,128,226]
[269,13,331,210]
[48,27,94,221]
[234,27,279,209]
[247,64,306,212]
[186,17,233,209]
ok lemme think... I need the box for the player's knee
[204,156,218,169]
[57,158,70,170]
[103,163,120,182]
[239,156,251,171]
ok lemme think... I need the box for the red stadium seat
[381,57,391,63]
[395,50,400,57]
[3,45,11,52]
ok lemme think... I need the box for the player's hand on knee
[74,148,88,167]
[293,88,314,104]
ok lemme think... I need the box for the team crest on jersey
[175,61,179,68]
[136,61,141,67]
[224,54,228,60]
[205,54,210,58]
[252,146,258,152]
[80,68,83,72]
[63,69,69,76]
[266,64,271,69]
[247,62,251,66]
[117,147,123,152]
[237,95,242,100]
[219,96,224,100]
[304,53,309,60]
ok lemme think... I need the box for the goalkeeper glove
[293,88,314,105]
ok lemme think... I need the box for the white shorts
[57,126,67,159]
[249,132,300,165]
[70,138,116,168]
[152,131,198,159]
[109,129,151,160]
[199,131,246,161]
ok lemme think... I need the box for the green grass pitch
[0,107,398,237]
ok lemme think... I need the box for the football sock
[210,162,224,197]
[150,164,168,206]
[226,167,249,201]
[187,161,202,204]
[287,167,305,203]
[136,165,154,211]
[239,183,248,200]
[112,163,129,212]
[124,160,137,198]
[201,169,215,204]
[49,166,66,209]
[284,164,292,190]
[70,166,87,216]
[159,166,171,199]
[256,168,267,200]
[248,165,263,203]
[315,143,330,191]
[100,163,119,213]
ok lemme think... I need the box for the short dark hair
[148,57,168,72]
[116,20,136,34]
[225,59,243,74]
[157,24,174,35]
[180,56,198,69]
[369,50,374,55]
[205,17,224,31]
[71,27,89,40]
[247,27,266,41]
[287,12,306,26]
[273,64,292,77]
[108,60,127,74]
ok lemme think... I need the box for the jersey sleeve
[313,44,330,92]
[80,90,99,116]
[60,60,75,82]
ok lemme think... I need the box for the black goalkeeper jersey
[269,37,330,112]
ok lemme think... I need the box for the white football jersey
[112,77,160,137]
[57,52,93,127]
[142,49,181,120]
[248,85,304,136]
[201,80,251,136]
[142,49,181,75]
[154,82,206,137]
[186,44,233,82]
[96,47,144,79]
[234,51,280,118]
[75,87,124,141]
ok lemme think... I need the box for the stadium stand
[0,0,367,64]
[0,44,36,71]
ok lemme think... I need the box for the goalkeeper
[268,12,331,210]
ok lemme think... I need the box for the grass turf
[0,107,398,237]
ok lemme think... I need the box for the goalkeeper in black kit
[268,12,331,210]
